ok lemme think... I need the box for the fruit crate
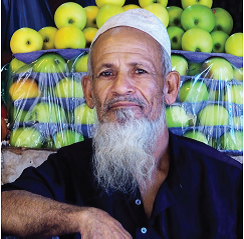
[4,49,243,156]
[168,50,243,156]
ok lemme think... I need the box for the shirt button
[141,227,147,234]
[179,183,183,189]
[135,199,141,205]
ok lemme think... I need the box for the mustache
[103,96,146,111]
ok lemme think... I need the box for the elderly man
[2,9,242,238]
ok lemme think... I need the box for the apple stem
[214,43,221,50]
[194,20,199,25]
[195,48,201,52]
[68,19,74,24]
[26,41,31,45]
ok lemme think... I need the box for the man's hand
[79,207,132,238]
[1,190,132,238]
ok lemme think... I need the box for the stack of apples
[6,0,243,154]
[9,0,243,56]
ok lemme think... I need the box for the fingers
[80,207,132,239]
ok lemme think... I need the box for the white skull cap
[91,8,171,58]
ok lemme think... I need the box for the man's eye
[135,69,147,74]
[100,71,113,77]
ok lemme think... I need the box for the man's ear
[163,71,181,105]
[82,75,95,109]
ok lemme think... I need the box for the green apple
[10,27,43,54]
[54,2,86,30]
[95,0,126,8]
[167,26,184,50]
[211,31,229,53]
[54,26,86,49]
[53,129,84,148]
[167,6,183,28]
[183,130,208,144]
[68,53,89,72]
[233,115,243,127]
[38,26,58,50]
[225,33,243,57]
[53,77,84,98]
[181,5,215,32]
[10,107,31,123]
[74,104,97,125]
[187,62,202,76]
[224,85,243,105]
[84,5,99,28]
[220,130,243,150]
[166,105,189,127]
[83,27,98,48]
[233,67,243,81]
[198,104,229,126]
[32,53,67,73]
[201,57,233,81]
[10,127,43,148]
[123,4,141,11]
[171,54,188,75]
[208,89,223,102]
[96,4,124,29]
[9,58,26,73]
[181,0,213,9]
[139,0,168,8]
[30,102,67,123]
[178,80,209,102]
[143,3,169,27]
[42,136,55,149]
[182,28,213,53]
[212,8,233,35]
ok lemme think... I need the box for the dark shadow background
[1,0,243,67]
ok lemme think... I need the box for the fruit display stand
[1,48,243,184]
[168,50,243,160]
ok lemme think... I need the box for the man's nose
[111,72,136,96]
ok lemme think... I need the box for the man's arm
[2,190,132,238]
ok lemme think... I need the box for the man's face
[89,27,165,123]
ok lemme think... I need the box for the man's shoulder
[170,132,242,171]
[58,138,93,153]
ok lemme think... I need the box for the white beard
[91,106,166,196]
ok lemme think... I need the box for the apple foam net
[3,49,243,157]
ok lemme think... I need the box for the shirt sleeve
[1,140,94,204]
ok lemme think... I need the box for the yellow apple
[74,103,97,125]
[84,5,99,28]
[54,26,86,49]
[10,27,43,54]
[83,27,98,48]
[9,78,41,101]
[95,0,126,8]
[53,77,84,98]
[68,53,89,72]
[181,0,213,9]
[144,3,169,27]
[54,2,87,30]
[38,26,58,50]
[201,57,233,81]
[9,58,26,73]
[225,33,243,57]
[123,4,140,11]
[139,0,168,8]
[96,4,124,28]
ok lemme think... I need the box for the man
[2,9,242,238]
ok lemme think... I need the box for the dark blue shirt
[2,132,243,238]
